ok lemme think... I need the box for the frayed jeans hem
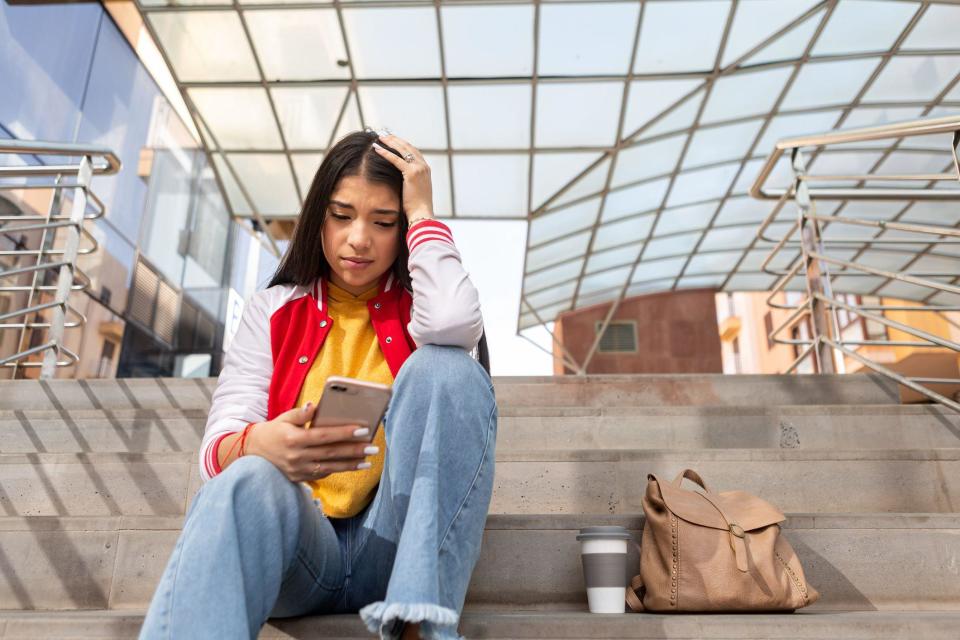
[359,600,463,640]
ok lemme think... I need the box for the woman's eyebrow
[329,200,400,215]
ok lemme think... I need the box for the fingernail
[356,462,372,470]
[304,402,313,411]
[364,446,379,455]
[353,427,370,437]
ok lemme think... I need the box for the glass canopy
[134,0,960,330]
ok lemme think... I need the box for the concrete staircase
[0,374,958,638]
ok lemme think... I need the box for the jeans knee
[396,344,490,396]
[207,455,298,513]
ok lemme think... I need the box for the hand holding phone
[307,376,392,444]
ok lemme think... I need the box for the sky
[445,219,554,377]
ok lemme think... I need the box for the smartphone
[306,376,392,443]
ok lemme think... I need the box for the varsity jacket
[198,219,483,482]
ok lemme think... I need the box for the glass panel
[747,10,822,66]
[702,67,792,124]
[755,110,844,151]
[831,275,887,294]
[686,249,742,275]
[225,153,300,216]
[780,58,881,109]
[577,288,623,309]
[578,265,631,297]
[642,230,701,259]
[331,90,364,143]
[899,201,960,226]
[549,156,613,210]
[586,243,641,274]
[731,155,795,194]
[272,86,349,150]
[212,153,251,215]
[245,9,350,81]
[722,0,821,66]
[699,226,752,252]
[667,162,740,207]
[857,250,916,271]
[611,135,686,188]
[904,4,960,49]
[633,1,731,73]
[899,133,954,151]
[636,90,704,140]
[524,258,584,293]
[441,5,533,77]
[630,256,686,283]
[911,255,959,273]
[715,195,777,225]
[525,300,573,324]
[535,82,623,147]
[628,277,676,294]
[740,248,800,271]
[864,56,960,102]
[526,282,577,308]
[807,150,885,181]
[724,273,777,290]
[342,7,440,79]
[188,88,283,149]
[423,152,452,217]
[683,120,764,168]
[358,85,447,148]
[532,152,605,210]
[148,11,259,82]
[623,79,703,137]
[529,197,599,246]
[526,230,591,271]
[594,215,654,251]
[448,84,531,149]
[452,154,527,217]
[877,151,952,176]
[291,153,323,198]
[656,200,719,235]
[539,2,639,75]
[679,274,726,288]
[602,178,669,222]
[812,0,918,56]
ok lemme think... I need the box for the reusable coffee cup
[576,525,632,613]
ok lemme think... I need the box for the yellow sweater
[294,282,393,518]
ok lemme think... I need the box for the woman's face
[321,175,402,296]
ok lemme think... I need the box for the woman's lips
[342,257,372,270]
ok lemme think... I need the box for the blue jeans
[139,345,498,640]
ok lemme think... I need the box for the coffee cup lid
[576,525,632,541]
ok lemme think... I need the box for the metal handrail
[0,140,119,377]
[750,114,960,413]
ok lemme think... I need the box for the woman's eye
[377,222,397,228]
[330,213,350,221]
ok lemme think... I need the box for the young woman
[139,130,497,640]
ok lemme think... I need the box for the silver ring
[313,463,321,477]
[403,153,415,163]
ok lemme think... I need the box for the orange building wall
[552,288,723,375]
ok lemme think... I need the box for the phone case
[307,376,392,443]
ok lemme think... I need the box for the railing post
[791,148,837,374]
[40,155,91,378]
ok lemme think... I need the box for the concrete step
[0,609,958,639]
[0,373,901,412]
[0,513,955,613]
[0,449,956,517]
[4,404,959,455]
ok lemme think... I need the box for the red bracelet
[221,422,257,465]
[238,422,258,457]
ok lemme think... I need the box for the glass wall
[0,4,248,379]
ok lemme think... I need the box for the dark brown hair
[268,130,490,373]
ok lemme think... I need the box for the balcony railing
[751,114,960,412]
[0,140,120,378]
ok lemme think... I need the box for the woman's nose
[347,222,371,249]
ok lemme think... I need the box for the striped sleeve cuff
[407,219,454,253]
[205,431,235,477]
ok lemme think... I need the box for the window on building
[595,320,638,353]
[97,340,116,378]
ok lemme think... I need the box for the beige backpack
[626,469,818,613]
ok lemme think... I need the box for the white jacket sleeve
[405,219,484,351]
[197,289,273,482]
